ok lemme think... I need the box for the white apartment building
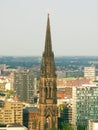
[0,125,28,130]
[84,66,96,80]
[88,119,98,130]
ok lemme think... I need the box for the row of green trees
[46,124,86,130]
[61,124,74,130]
[46,124,74,130]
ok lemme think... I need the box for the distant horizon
[0,55,98,57]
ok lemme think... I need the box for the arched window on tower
[46,87,48,98]
[49,87,51,98]
[45,117,50,129]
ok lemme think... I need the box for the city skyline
[0,0,97,56]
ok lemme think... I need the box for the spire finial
[47,8,50,16]
[48,13,50,17]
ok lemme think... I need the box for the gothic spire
[44,14,52,56]
[39,14,58,130]
[41,14,56,77]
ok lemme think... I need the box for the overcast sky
[0,0,97,56]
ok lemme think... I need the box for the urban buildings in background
[0,16,98,130]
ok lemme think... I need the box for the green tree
[46,128,57,130]
[58,104,65,112]
[61,124,74,130]
[77,125,85,130]
[6,90,14,99]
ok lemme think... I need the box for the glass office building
[72,84,98,128]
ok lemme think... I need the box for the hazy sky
[0,0,97,56]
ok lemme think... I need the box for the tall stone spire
[44,13,52,56]
[38,14,58,130]
[41,14,56,78]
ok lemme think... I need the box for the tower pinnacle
[44,14,52,56]
[41,14,56,77]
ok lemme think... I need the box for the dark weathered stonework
[38,14,58,130]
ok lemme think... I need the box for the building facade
[72,84,98,129]
[84,66,96,80]
[23,107,38,130]
[88,119,98,130]
[0,125,28,130]
[0,101,23,125]
[14,69,36,103]
[60,104,72,125]
[38,14,58,130]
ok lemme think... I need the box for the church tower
[38,14,58,130]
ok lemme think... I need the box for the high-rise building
[38,14,58,130]
[72,84,98,129]
[14,69,36,103]
[84,66,96,80]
